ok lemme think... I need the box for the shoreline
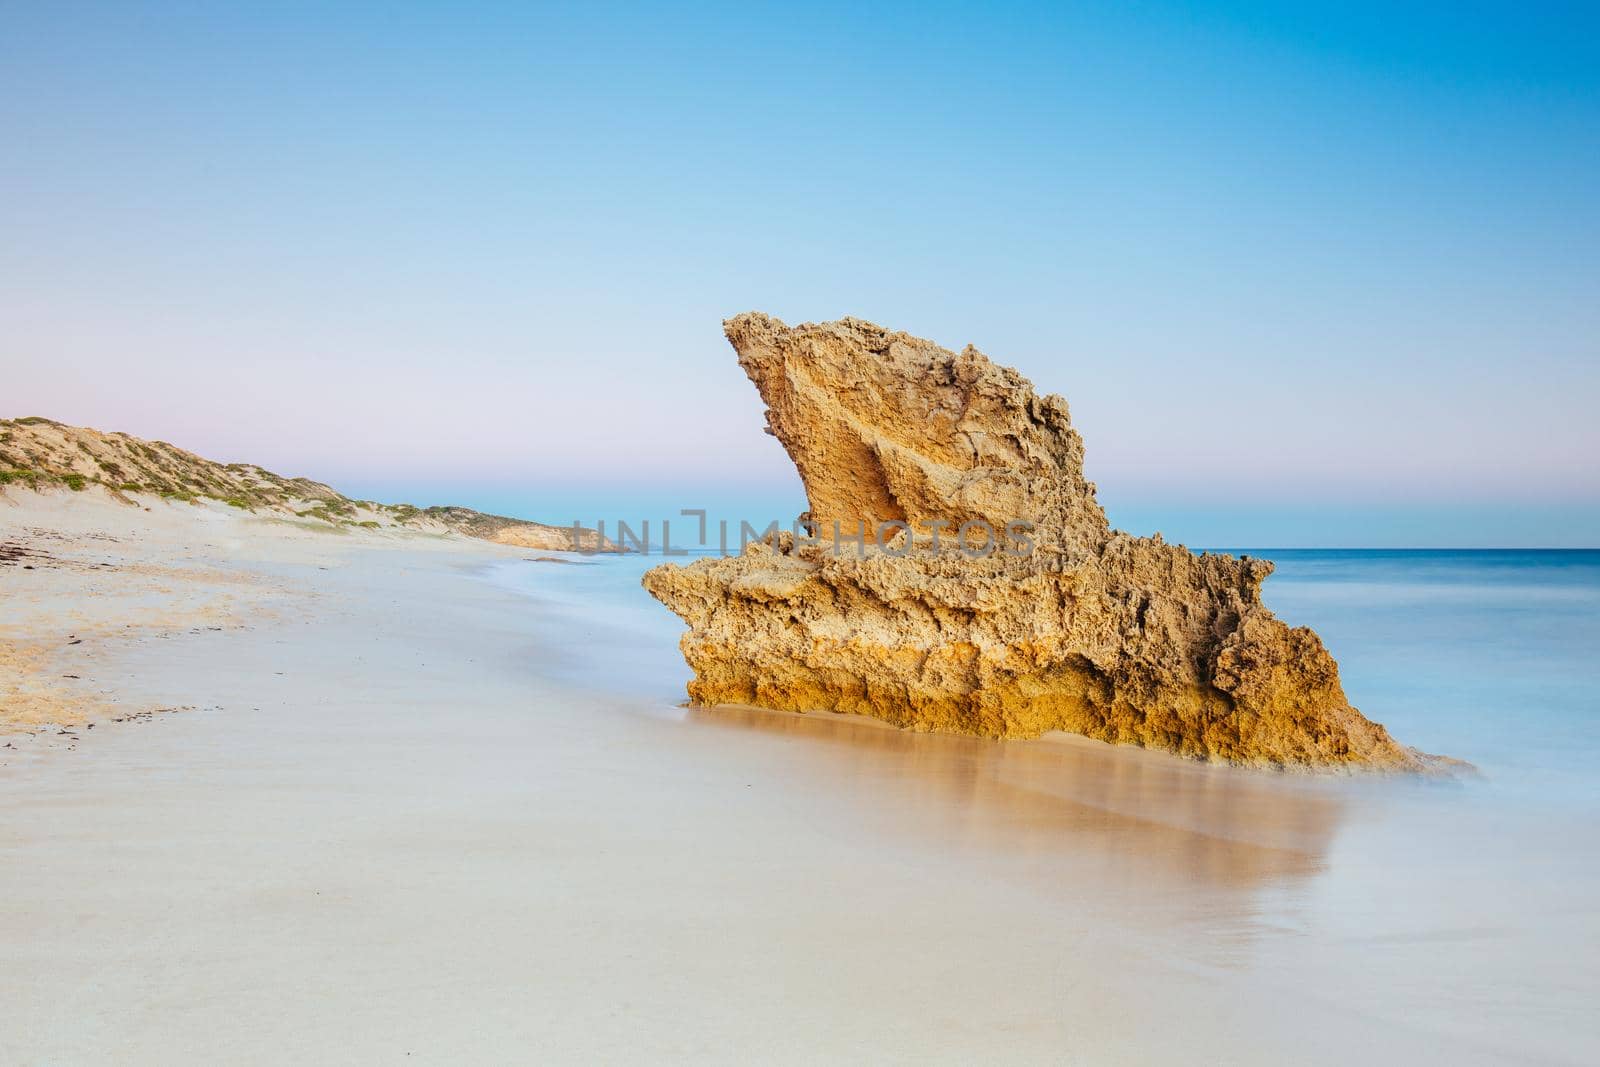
[2,488,1595,1063]
[0,486,523,753]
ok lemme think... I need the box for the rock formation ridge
[643,313,1440,770]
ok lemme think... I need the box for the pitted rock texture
[644,313,1437,770]
[722,312,1110,551]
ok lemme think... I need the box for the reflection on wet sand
[688,703,1346,929]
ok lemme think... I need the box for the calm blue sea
[483,545,1600,1058]
[1251,549,1600,807]
[497,548,1600,810]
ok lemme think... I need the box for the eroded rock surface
[644,313,1439,770]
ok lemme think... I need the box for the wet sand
[2,493,1597,1063]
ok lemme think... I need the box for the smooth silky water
[492,547,1600,1062]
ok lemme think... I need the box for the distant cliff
[644,314,1448,771]
[0,416,614,552]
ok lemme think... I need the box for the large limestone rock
[644,313,1437,770]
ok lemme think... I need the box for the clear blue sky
[3,2,1596,545]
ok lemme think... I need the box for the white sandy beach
[3,488,1597,1064]
[7,1,1598,1059]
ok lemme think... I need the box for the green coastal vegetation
[0,415,605,549]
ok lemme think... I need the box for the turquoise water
[1254,549,1600,807]
[488,547,1600,1059]
[501,547,1600,804]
